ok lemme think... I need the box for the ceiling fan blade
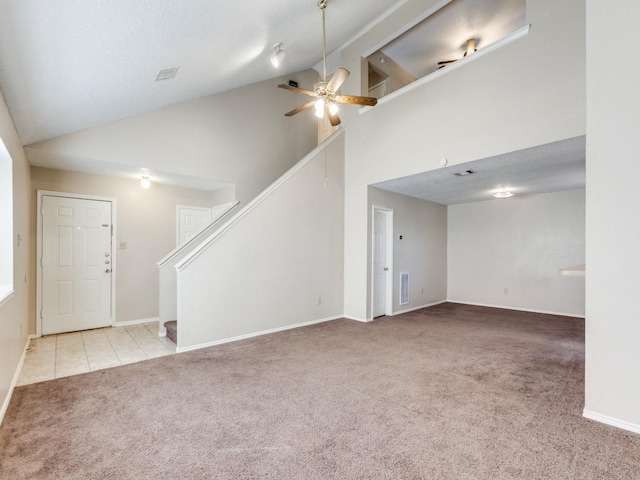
[285,101,316,117]
[326,68,350,93]
[334,95,377,107]
[278,84,318,97]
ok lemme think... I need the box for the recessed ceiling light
[155,67,180,82]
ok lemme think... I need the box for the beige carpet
[1,303,638,479]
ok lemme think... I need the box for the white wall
[368,187,447,315]
[25,69,319,205]
[448,189,585,316]
[176,132,345,350]
[30,167,219,330]
[585,1,640,431]
[0,89,31,423]
[339,0,586,319]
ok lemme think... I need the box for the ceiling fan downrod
[318,0,328,84]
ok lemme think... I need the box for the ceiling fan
[278,0,377,126]
[437,38,478,69]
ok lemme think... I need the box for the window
[0,137,13,303]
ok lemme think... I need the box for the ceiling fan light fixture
[328,101,339,116]
[315,98,326,118]
[271,43,286,68]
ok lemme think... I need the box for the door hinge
[40,257,43,267]
[41,206,44,215]
[40,309,43,319]
[111,225,113,237]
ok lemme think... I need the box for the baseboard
[583,409,640,435]
[343,315,371,323]
[446,300,585,319]
[112,317,159,327]
[176,315,343,353]
[0,335,33,426]
[391,300,447,316]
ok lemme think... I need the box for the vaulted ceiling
[0,0,400,145]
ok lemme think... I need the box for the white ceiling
[0,1,584,201]
[373,136,586,205]
[380,0,526,78]
[0,0,401,145]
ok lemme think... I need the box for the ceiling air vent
[155,67,180,82]
[453,169,475,177]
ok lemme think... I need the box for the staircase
[164,321,177,344]
[172,130,345,351]
[156,201,240,346]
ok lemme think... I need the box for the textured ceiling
[373,136,586,205]
[0,0,400,145]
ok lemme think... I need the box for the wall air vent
[453,169,475,177]
[400,272,409,305]
[155,67,180,82]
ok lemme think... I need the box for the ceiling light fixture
[493,188,513,198]
[277,0,377,125]
[271,43,286,68]
[140,176,151,189]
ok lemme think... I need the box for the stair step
[164,320,177,345]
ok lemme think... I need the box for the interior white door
[41,195,113,335]
[372,209,388,317]
[177,206,212,246]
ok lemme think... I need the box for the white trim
[583,410,640,435]
[0,335,32,426]
[0,287,14,308]
[176,315,343,353]
[157,201,240,268]
[175,129,345,272]
[112,316,159,327]
[446,300,585,319]
[36,190,117,337]
[391,300,447,316]
[344,315,372,323]
[359,25,531,115]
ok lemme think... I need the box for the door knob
[105,269,111,273]
[383,267,389,271]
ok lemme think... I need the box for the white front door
[176,206,212,246]
[372,209,390,318]
[41,195,113,335]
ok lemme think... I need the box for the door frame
[371,205,394,319]
[36,190,117,337]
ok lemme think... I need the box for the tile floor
[17,322,176,386]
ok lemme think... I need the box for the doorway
[37,191,116,336]
[372,206,393,318]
